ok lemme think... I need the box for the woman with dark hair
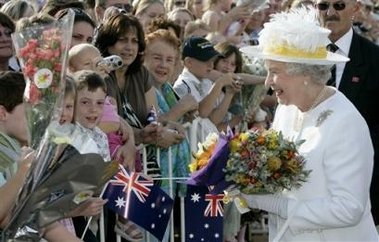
[94,13,183,241]
[94,12,183,161]
[56,7,96,48]
[94,13,152,123]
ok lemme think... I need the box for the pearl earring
[304,81,308,86]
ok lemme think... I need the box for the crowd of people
[0,0,379,241]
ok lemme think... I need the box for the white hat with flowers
[240,7,350,65]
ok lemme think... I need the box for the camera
[97,55,123,71]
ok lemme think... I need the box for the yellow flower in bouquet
[189,133,218,173]
[225,129,311,194]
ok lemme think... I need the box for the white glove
[241,193,289,218]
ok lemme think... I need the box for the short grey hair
[286,62,333,84]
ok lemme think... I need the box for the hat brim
[196,49,221,61]
[240,46,350,65]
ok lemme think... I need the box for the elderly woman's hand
[165,121,186,136]
[156,126,186,149]
[240,193,290,218]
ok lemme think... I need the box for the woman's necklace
[294,86,328,132]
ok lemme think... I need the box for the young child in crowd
[72,68,142,241]
[68,43,137,169]
[58,75,108,242]
[69,44,122,161]
[68,43,109,79]
[0,71,81,241]
[73,70,110,161]
[173,36,240,143]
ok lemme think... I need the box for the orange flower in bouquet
[189,133,218,173]
[225,129,311,194]
[187,132,231,194]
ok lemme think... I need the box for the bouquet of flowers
[189,133,219,173]
[225,129,311,194]
[2,11,118,241]
[12,12,73,150]
[187,132,232,194]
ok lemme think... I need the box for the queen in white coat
[239,8,379,242]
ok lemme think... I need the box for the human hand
[140,122,162,144]
[156,126,185,148]
[179,94,199,113]
[184,110,199,122]
[165,121,186,137]
[115,140,136,171]
[18,147,35,177]
[69,197,108,217]
[226,4,251,21]
[216,73,235,87]
[226,78,243,94]
[118,118,131,142]
[240,193,289,217]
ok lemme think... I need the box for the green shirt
[0,132,20,186]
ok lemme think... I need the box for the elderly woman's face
[265,60,306,107]
[144,39,177,84]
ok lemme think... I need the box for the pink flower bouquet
[12,13,74,149]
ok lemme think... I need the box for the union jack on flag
[204,194,224,217]
[103,165,174,240]
[185,184,224,242]
[105,165,153,218]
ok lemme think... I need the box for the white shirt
[334,28,353,88]
[174,68,219,147]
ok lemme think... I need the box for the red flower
[28,82,42,105]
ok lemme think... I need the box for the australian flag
[103,165,174,241]
[185,184,224,242]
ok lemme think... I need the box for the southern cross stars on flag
[185,184,224,242]
[103,165,174,241]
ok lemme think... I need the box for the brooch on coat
[316,109,333,127]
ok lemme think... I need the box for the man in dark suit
[315,0,379,227]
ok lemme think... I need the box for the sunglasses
[315,2,346,11]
